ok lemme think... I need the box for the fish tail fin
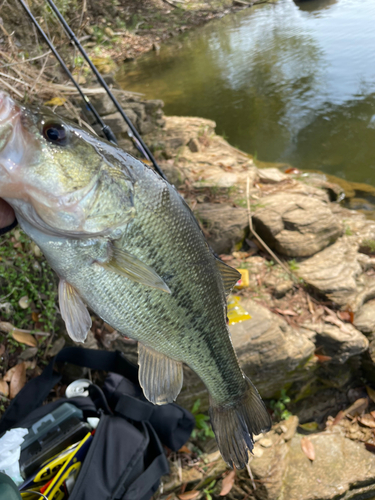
[209,376,272,469]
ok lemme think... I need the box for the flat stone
[280,431,375,500]
[354,299,375,334]
[257,168,289,183]
[253,193,343,257]
[193,203,248,254]
[297,237,361,306]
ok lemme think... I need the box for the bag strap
[0,347,138,435]
[115,394,154,422]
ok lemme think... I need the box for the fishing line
[17,0,117,145]
[46,0,166,180]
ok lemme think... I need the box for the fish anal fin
[138,343,183,405]
[58,279,91,343]
[101,243,171,294]
[215,259,241,295]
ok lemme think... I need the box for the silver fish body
[0,91,271,468]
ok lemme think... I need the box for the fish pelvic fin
[209,376,272,469]
[138,343,183,405]
[58,279,92,343]
[215,258,241,295]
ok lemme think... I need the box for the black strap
[0,347,138,435]
[115,394,154,422]
[0,218,18,236]
[122,453,169,500]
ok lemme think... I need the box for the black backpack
[0,347,195,500]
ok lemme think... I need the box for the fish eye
[42,122,68,146]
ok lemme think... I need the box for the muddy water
[117,0,375,187]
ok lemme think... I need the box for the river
[117,0,375,186]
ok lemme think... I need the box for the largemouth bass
[0,91,271,468]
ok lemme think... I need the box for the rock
[279,431,375,500]
[103,111,137,136]
[311,322,369,364]
[354,299,375,334]
[281,415,299,441]
[138,119,155,135]
[252,193,343,257]
[88,93,117,116]
[274,279,294,298]
[187,137,200,153]
[193,203,248,254]
[177,298,316,411]
[257,168,289,183]
[297,237,361,306]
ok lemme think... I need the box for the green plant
[344,225,353,236]
[265,259,275,269]
[203,479,216,500]
[270,389,292,420]
[362,239,375,252]
[191,399,215,440]
[288,259,299,271]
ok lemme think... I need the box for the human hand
[0,198,16,234]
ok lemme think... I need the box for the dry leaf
[178,445,192,454]
[12,330,38,347]
[0,321,14,333]
[0,344,5,356]
[18,295,31,309]
[274,308,297,316]
[332,410,345,426]
[178,491,200,500]
[365,442,375,453]
[3,365,18,382]
[314,354,332,362]
[32,312,40,322]
[0,379,9,397]
[301,437,315,461]
[366,386,375,403]
[9,362,26,399]
[44,96,66,106]
[220,470,236,496]
[358,414,375,428]
[346,398,368,417]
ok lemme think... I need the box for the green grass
[0,228,58,335]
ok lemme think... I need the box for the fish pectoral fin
[58,279,92,343]
[215,258,242,295]
[138,343,183,405]
[100,243,171,294]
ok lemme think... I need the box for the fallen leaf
[359,414,375,428]
[371,411,375,419]
[178,445,192,454]
[178,491,200,500]
[299,422,319,432]
[48,337,65,357]
[274,308,297,316]
[12,330,38,347]
[346,398,368,417]
[44,96,66,106]
[9,362,26,398]
[220,470,236,496]
[3,365,18,382]
[332,410,345,426]
[0,321,14,333]
[366,386,375,403]
[301,437,315,461]
[365,442,375,453]
[32,312,40,322]
[0,379,9,397]
[0,344,5,356]
[337,311,351,322]
[314,354,332,362]
[18,295,31,309]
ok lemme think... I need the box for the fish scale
[0,91,271,468]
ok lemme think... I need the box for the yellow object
[44,97,67,107]
[234,268,249,289]
[227,296,251,325]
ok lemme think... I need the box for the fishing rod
[46,0,167,181]
[17,0,117,145]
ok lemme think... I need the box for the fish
[0,91,271,468]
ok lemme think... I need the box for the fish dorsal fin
[215,259,241,295]
[138,343,183,405]
[58,279,92,343]
[101,243,171,294]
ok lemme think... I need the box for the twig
[246,462,256,491]
[0,71,32,87]
[0,77,23,98]
[0,51,51,68]
[29,50,49,94]
[246,175,295,280]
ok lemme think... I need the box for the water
[117,0,375,186]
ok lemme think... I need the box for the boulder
[279,431,375,500]
[193,203,248,254]
[177,298,316,411]
[296,237,361,306]
[252,193,343,257]
[354,299,375,334]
